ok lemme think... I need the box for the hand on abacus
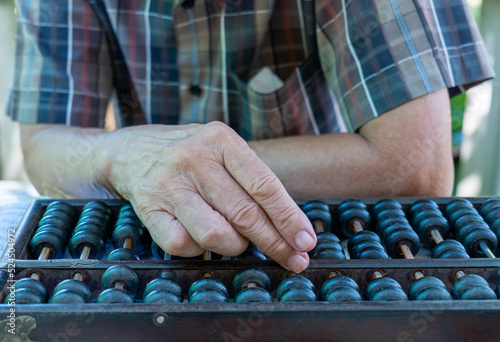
[97,121,317,273]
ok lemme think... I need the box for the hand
[97,121,317,273]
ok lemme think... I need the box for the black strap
[84,0,145,126]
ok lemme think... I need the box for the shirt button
[190,84,202,97]
[182,0,195,9]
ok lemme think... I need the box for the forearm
[21,124,115,199]
[250,89,455,198]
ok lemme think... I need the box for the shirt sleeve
[315,0,495,132]
[5,1,113,127]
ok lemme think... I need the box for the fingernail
[294,231,315,251]
[286,253,309,273]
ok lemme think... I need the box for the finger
[194,163,311,273]
[222,142,316,253]
[172,191,249,256]
[137,207,205,257]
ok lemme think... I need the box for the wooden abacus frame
[1,198,500,341]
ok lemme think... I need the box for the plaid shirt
[6,0,494,140]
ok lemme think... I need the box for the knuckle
[249,173,281,199]
[162,231,193,256]
[227,199,261,230]
[198,224,227,250]
[272,206,303,233]
[261,238,289,259]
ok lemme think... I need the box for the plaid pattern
[6,0,494,140]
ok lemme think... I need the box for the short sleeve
[6,1,113,127]
[315,0,495,132]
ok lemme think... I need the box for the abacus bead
[144,278,183,299]
[112,223,148,250]
[50,291,88,304]
[69,230,106,259]
[459,222,498,257]
[365,277,408,301]
[376,208,406,224]
[101,265,139,296]
[233,269,271,294]
[484,207,500,225]
[408,277,451,301]
[348,231,388,259]
[452,274,496,300]
[431,240,469,259]
[151,240,167,260]
[415,216,450,248]
[145,290,183,304]
[50,279,93,304]
[376,217,408,236]
[8,278,48,304]
[76,213,111,234]
[115,215,143,229]
[479,198,500,216]
[383,223,420,258]
[37,215,72,233]
[449,207,479,228]
[302,201,332,230]
[320,276,362,302]
[338,203,370,238]
[97,288,135,304]
[495,283,500,299]
[106,248,140,261]
[30,230,65,259]
[372,199,402,217]
[45,201,77,217]
[311,232,346,260]
[188,278,228,303]
[12,288,47,304]
[409,200,439,217]
[235,288,273,303]
[445,199,474,219]
[276,276,316,302]
[235,242,267,261]
[81,201,112,217]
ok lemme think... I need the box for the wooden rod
[38,247,51,261]
[413,271,424,280]
[479,242,496,259]
[313,221,324,234]
[30,273,40,281]
[203,250,211,261]
[400,244,414,259]
[73,273,83,282]
[123,238,133,250]
[79,246,91,260]
[455,270,466,280]
[372,271,383,279]
[115,282,125,290]
[244,281,259,289]
[430,229,444,244]
[352,220,363,234]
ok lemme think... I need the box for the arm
[21,122,316,273]
[249,88,454,198]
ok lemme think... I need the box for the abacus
[1,198,500,341]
